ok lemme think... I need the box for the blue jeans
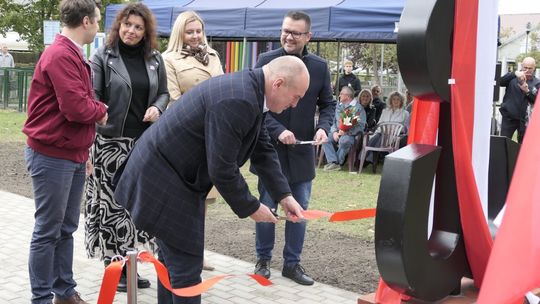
[255,181,311,267]
[322,134,355,165]
[25,147,86,304]
[156,239,202,304]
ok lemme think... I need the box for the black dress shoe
[254,259,271,279]
[282,264,314,286]
[137,274,151,289]
[117,275,127,292]
[116,273,151,292]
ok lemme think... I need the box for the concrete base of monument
[358,278,535,303]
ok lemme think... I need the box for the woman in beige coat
[163,11,223,104]
[162,10,223,273]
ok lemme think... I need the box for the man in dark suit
[113,56,309,304]
[252,11,335,286]
[499,57,539,143]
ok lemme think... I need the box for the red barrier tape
[291,208,376,222]
[97,260,123,304]
[96,208,375,304]
[97,252,273,304]
[329,208,377,222]
[138,251,273,297]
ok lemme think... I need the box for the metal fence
[2,67,403,112]
[1,67,34,112]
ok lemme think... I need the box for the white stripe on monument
[472,0,499,218]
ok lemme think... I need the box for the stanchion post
[126,250,138,304]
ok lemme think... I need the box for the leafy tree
[515,24,540,63]
[308,42,397,73]
[0,0,59,51]
[307,41,339,64]
[343,42,398,85]
[499,27,515,41]
[0,0,126,52]
[516,50,540,65]
[529,30,539,52]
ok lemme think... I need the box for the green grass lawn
[0,109,380,240]
[0,109,27,142]
[222,165,380,240]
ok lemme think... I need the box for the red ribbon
[289,208,376,222]
[138,251,272,297]
[96,208,375,304]
[329,208,376,222]
[97,260,123,304]
[97,252,272,304]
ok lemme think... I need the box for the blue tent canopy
[329,0,403,41]
[105,0,404,42]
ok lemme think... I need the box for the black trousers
[156,238,203,304]
[500,116,525,144]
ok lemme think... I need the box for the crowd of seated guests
[321,87,413,172]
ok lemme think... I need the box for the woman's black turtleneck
[118,39,150,138]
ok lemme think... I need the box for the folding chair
[358,122,404,174]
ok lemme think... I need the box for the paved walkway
[0,190,359,304]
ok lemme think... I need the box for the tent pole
[380,44,384,88]
[335,41,341,97]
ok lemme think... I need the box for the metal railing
[1,67,34,112]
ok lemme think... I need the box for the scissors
[270,209,306,222]
[294,140,317,145]
[270,209,289,221]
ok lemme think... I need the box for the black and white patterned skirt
[84,134,155,260]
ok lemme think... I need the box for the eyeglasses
[281,29,308,39]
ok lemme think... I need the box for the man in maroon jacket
[22,1,107,303]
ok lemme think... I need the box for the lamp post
[525,22,532,55]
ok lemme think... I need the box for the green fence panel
[0,67,34,112]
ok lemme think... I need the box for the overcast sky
[499,0,540,15]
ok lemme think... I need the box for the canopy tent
[105,0,404,42]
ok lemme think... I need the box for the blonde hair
[165,11,208,54]
[358,89,372,105]
[343,60,353,66]
[387,91,405,109]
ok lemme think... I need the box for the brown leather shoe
[53,292,88,304]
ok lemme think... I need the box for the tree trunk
[371,45,380,85]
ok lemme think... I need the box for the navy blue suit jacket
[253,47,335,184]
[114,68,291,255]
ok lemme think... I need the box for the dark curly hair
[106,3,157,58]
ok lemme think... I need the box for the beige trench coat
[163,48,223,103]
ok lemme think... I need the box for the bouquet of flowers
[338,106,359,131]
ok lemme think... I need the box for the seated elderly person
[323,86,366,171]
[364,91,410,165]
